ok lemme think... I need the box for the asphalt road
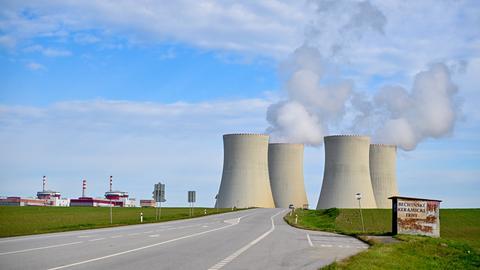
[0,208,368,270]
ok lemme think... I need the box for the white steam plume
[374,63,460,150]
[267,0,385,146]
[266,0,462,151]
[266,45,352,145]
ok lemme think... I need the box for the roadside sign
[153,183,166,203]
[188,191,196,203]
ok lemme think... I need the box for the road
[0,208,368,270]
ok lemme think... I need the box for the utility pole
[356,192,365,232]
[109,176,113,224]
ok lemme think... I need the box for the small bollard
[204,209,207,215]
[140,212,144,223]
[295,214,298,224]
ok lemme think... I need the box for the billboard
[390,196,441,237]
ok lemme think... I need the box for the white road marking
[128,233,140,236]
[143,231,153,234]
[110,235,123,239]
[149,234,160,238]
[208,210,286,270]
[321,244,333,247]
[0,241,83,256]
[46,214,250,270]
[202,225,209,228]
[88,238,105,242]
[78,235,96,238]
[306,233,313,247]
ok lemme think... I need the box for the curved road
[0,208,368,270]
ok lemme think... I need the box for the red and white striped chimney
[82,179,86,197]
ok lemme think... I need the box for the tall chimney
[109,176,113,192]
[42,176,46,192]
[82,179,86,197]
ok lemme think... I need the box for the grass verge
[0,206,241,237]
[284,208,480,269]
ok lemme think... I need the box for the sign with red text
[390,196,441,237]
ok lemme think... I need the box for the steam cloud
[266,0,461,151]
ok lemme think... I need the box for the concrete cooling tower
[268,143,308,208]
[216,134,275,208]
[369,144,399,208]
[317,135,377,209]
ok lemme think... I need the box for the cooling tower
[316,135,377,209]
[268,143,308,208]
[216,134,275,208]
[369,144,399,208]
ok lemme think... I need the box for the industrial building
[268,143,308,208]
[0,197,47,206]
[70,179,113,207]
[316,135,378,209]
[69,197,113,207]
[369,144,399,208]
[216,134,275,208]
[36,176,69,206]
[104,176,136,207]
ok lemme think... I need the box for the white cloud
[24,45,71,57]
[0,1,477,81]
[0,35,16,49]
[73,33,100,44]
[25,61,45,70]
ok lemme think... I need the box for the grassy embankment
[284,208,480,269]
[0,206,239,237]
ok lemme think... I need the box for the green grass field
[0,206,238,237]
[284,208,480,269]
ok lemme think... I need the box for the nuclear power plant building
[369,144,399,208]
[268,143,308,208]
[216,134,275,208]
[317,135,377,209]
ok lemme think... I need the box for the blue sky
[0,1,479,207]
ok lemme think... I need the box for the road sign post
[188,191,196,217]
[153,183,166,221]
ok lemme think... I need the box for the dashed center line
[78,235,96,238]
[88,238,105,242]
[0,241,83,256]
